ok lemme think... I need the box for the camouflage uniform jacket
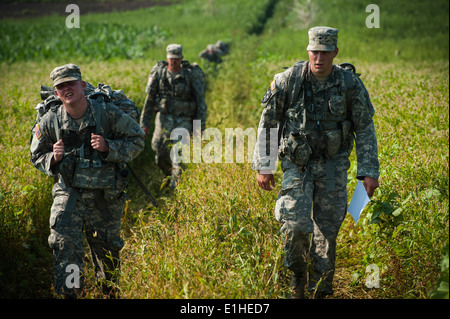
[253,61,379,180]
[30,98,145,194]
[140,61,207,129]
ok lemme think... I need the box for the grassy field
[0,0,448,299]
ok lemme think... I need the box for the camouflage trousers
[151,112,193,187]
[48,184,125,297]
[275,155,350,295]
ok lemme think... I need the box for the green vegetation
[0,23,169,62]
[0,0,448,299]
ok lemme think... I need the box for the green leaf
[430,280,449,299]
[392,207,403,217]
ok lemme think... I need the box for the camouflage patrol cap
[50,63,82,87]
[307,26,338,51]
[166,44,183,58]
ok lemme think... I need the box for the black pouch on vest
[286,131,312,168]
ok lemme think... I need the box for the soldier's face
[54,80,86,106]
[167,57,182,71]
[308,48,338,77]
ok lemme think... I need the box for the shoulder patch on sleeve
[270,79,276,92]
[35,124,42,139]
[262,78,278,104]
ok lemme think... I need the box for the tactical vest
[279,61,356,191]
[154,61,198,117]
[279,61,355,160]
[52,99,118,192]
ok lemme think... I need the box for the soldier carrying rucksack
[140,43,207,188]
[252,27,379,299]
[30,63,145,298]
[199,40,229,63]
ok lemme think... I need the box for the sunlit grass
[0,0,448,299]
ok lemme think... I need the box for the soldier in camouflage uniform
[30,64,145,298]
[140,44,207,187]
[252,27,379,298]
[199,40,229,63]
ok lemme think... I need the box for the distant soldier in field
[252,27,379,298]
[199,40,229,63]
[30,64,145,298]
[140,44,207,187]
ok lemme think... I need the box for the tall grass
[118,163,286,298]
[0,0,448,298]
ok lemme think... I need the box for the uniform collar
[167,66,186,79]
[59,99,96,131]
[307,65,340,90]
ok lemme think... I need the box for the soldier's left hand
[363,176,379,198]
[91,133,109,153]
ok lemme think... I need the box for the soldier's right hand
[51,139,65,165]
[257,172,275,191]
[142,127,150,137]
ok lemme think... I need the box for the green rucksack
[31,82,140,141]
[34,82,140,123]
[182,60,207,94]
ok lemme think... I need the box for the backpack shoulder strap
[156,60,168,78]
[287,61,308,108]
[157,60,168,68]
[278,61,308,143]
[89,98,103,135]
[337,62,360,121]
[337,62,357,96]
[87,98,104,167]
[182,60,206,91]
[48,105,61,142]
[343,69,355,91]
[341,68,356,120]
